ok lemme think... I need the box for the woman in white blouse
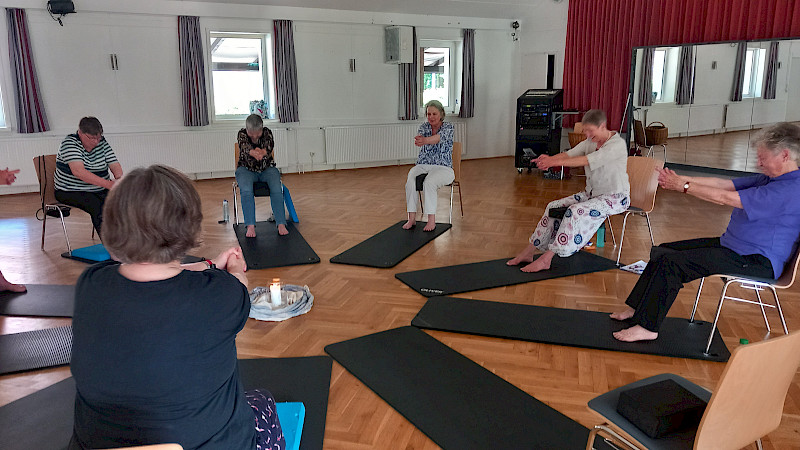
[507,109,630,272]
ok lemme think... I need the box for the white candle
[270,278,282,307]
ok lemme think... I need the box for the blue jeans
[235,166,286,226]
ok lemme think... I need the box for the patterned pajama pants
[529,191,629,257]
[246,389,286,450]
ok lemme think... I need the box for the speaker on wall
[385,26,413,64]
[48,0,75,15]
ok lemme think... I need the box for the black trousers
[626,237,773,332]
[55,189,108,236]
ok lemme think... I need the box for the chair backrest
[573,122,583,134]
[694,332,800,449]
[633,119,647,147]
[234,143,240,167]
[626,156,663,213]
[452,142,463,182]
[32,155,59,206]
[774,236,800,288]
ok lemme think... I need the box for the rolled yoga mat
[412,296,731,362]
[0,356,333,450]
[395,251,618,297]
[234,221,320,270]
[330,220,452,268]
[325,326,613,449]
[0,284,75,318]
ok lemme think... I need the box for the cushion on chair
[415,173,427,192]
[45,205,71,218]
[616,379,707,439]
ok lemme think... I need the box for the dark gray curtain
[399,27,418,120]
[458,29,475,118]
[7,8,49,133]
[675,45,695,105]
[178,16,209,126]
[763,41,779,100]
[273,19,299,123]
[637,48,654,106]
[730,42,746,102]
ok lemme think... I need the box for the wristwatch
[683,182,690,194]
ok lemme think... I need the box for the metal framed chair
[690,236,800,354]
[231,143,296,225]
[610,156,664,265]
[633,119,667,161]
[585,331,800,450]
[32,155,95,254]
[415,141,464,224]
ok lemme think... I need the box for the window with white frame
[420,39,459,112]
[742,47,766,98]
[651,47,680,104]
[209,32,276,121]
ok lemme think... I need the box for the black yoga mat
[330,220,452,268]
[325,326,612,449]
[412,297,731,362]
[0,356,333,450]
[234,221,320,270]
[395,251,618,297]
[0,326,73,374]
[0,284,75,317]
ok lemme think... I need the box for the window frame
[206,30,277,123]
[742,47,766,99]
[418,39,461,115]
[651,46,680,104]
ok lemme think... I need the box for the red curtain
[563,0,800,129]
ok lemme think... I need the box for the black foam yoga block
[415,173,427,191]
[617,379,707,438]
[548,206,568,219]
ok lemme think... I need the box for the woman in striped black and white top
[54,117,123,236]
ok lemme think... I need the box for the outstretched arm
[657,168,742,208]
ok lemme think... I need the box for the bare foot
[0,281,26,293]
[613,325,659,342]
[277,224,289,236]
[423,215,436,232]
[402,220,416,230]
[245,225,256,238]
[521,251,555,273]
[507,244,537,266]
[610,307,635,321]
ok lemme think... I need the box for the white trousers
[405,164,455,216]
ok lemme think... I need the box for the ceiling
[182,0,562,20]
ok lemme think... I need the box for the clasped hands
[212,246,247,273]
[249,147,269,161]
[655,167,686,192]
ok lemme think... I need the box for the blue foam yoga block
[276,402,305,450]
[69,244,111,262]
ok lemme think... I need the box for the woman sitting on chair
[612,122,800,342]
[508,109,630,272]
[69,165,285,450]
[236,114,288,237]
[404,100,455,232]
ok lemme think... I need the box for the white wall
[0,0,528,194]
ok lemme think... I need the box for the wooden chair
[32,155,95,254]
[585,331,800,450]
[611,156,664,265]
[633,119,667,160]
[104,444,183,450]
[568,121,585,148]
[415,141,464,223]
[690,235,800,354]
[231,143,293,225]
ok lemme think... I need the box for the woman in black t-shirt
[68,165,284,450]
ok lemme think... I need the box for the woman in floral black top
[236,114,288,236]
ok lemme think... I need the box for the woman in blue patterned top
[404,100,455,232]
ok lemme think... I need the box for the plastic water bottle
[598,223,606,247]
[222,200,229,222]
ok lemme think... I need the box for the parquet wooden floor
[1,157,798,449]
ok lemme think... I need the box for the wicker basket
[645,122,669,145]
[568,132,585,148]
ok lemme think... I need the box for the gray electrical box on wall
[385,26,413,64]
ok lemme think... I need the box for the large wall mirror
[630,37,800,172]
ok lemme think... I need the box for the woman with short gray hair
[236,113,288,237]
[404,100,455,232]
[611,121,800,343]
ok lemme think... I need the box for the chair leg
[41,209,47,250]
[57,209,72,254]
[644,212,655,246]
[768,286,789,335]
[756,438,763,450]
[690,277,705,322]
[754,288,771,333]
[457,183,464,216]
[606,217,616,247]
[616,211,632,265]
[232,182,239,225]
[449,184,454,224]
[705,279,735,354]
[418,191,423,220]
[91,227,96,240]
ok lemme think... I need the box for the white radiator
[324,122,466,165]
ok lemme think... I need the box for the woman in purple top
[612,122,800,342]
